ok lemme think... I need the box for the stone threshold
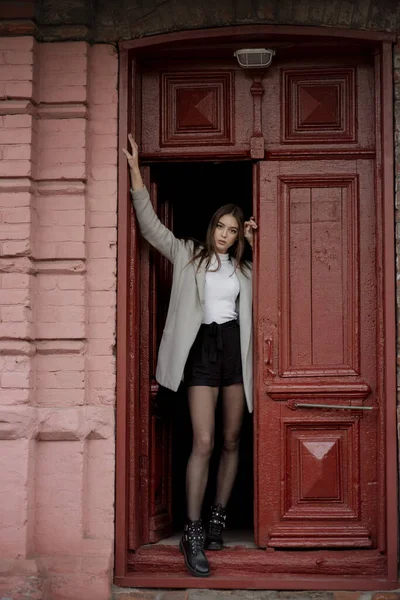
[112,587,400,600]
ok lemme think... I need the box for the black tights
[185,383,245,522]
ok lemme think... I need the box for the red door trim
[380,41,398,582]
[115,46,129,578]
[115,28,398,587]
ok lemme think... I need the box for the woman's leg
[186,385,219,521]
[215,382,245,507]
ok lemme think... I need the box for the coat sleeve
[130,186,182,263]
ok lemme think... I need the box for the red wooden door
[131,167,173,547]
[253,157,380,550]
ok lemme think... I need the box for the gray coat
[130,186,253,413]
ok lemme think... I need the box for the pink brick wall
[0,38,117,600]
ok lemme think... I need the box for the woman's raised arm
[122,134,181,263]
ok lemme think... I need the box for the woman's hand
[244,217,258,248]
[122,133,139,170]
[122,133,144,191]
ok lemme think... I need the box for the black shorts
[185,319,243,388]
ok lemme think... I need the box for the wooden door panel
[264,61,375,154]
[141,60,255,159]
[135,167,173,546]
[254,160,378,549]
[279,174,360,376]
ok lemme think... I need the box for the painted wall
[0,37,118,600]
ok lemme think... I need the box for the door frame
[115,25,397,589]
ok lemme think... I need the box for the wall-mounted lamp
[233,48,276,159]
[234,48,275,69]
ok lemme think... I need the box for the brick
[88,180,117,198]
[42,56,88,74]
[90,147,117,165]
[4,51,34,66]
[1,370,31,388]
[36,321,85,339]
[39,147,86,164]
[0,65,33,82]
[0,193,31,208]
[0,289,29,305]
[55,371,85,389]
[2,240,30,255]
[36,388,85,406]
[0,223,30,239]
[36,225,84,243]
[87,388,115,405]
[38,288,84,306]
[86,356,115,372]
[37,164,86,180]
[90,102,118,120]
[2,207,31,223]
[87,339,114,356]
[57,275,85,290]
[37,195,84,212]
[36,355,83,372]
[0,388,30,404]
[88,322,115,340]
[89,242,116,259]
[90,134,117,149]
[3,115,33,128]
[40,85,87,104]
[57,305,85,323]
[36,372,57,388]
[88,291,116,307]
[5,81,34,98]
[35,305,59,323]
[88,193,117,212]
[89,227,116,243]
[87,274,116,292]
[0,321,31,337]
[0,159,32,177]
[90,88,118,106]
[55,242,85,259]
[90,46,118,75]
[0,127,33,144]
[88,371,115,390]
[37,275,56,291]
[1,305,30,322]
[0,38,35,51]
[2,144,32,160]
[89,117,117,134]
[2,273,30,288]
[90,212,117,227]
[38,118,85,135]
[43,71,88,87]
[38,209,85,227]
[37,137,85,156]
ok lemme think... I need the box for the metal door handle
[294,402,373,411]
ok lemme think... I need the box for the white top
[202,253,240,325]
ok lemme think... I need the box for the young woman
[123,134,257,578]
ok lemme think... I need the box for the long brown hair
[189,204,248,274]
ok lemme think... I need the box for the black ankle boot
[179,519,210,577]
[204,503,226,550]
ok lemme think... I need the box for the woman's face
[213,213,239,254]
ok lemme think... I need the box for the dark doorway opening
[151,161,254,544]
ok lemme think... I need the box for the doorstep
[112,588,400,600]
